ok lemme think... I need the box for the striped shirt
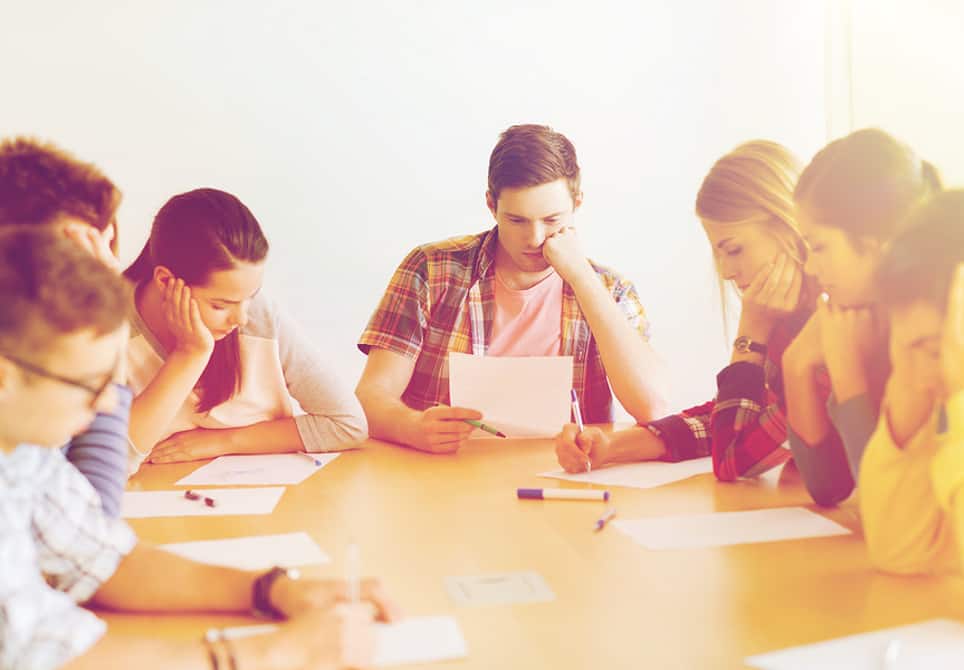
[62,385,133,517]
[0,445,136,670]
[358,227,651,423]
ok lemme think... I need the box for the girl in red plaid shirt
[556,140,815,481]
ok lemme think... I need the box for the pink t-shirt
[487,270,563,356]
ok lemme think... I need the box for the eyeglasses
[2,351,117,409]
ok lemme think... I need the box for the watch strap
[252,566,288,620]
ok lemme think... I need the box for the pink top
[486,270,563,356]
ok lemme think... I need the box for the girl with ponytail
[124,188,366,464]
[783,128,941,506]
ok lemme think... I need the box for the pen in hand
[570,389,590,472]
[463,418,507,438]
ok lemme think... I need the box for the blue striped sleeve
[62,384,132,517]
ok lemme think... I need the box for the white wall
[850,0,964,187]
[1,0,829,413]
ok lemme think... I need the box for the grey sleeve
[786,425,855,507]
[62,385,133,517]
[272,302,369,452]
[827,392,879,478]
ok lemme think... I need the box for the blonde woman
[556,140,817,480]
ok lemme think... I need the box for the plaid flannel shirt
[358,227,651,423]
[0,445,136,670]
[647,308,813,480]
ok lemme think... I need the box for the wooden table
[101,435,964,669]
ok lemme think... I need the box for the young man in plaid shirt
[356,124,667,453]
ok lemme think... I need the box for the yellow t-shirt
[858,390,961,575]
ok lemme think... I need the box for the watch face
[734,336,750,353]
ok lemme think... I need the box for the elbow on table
[865,537,935,576]
[711,455,739,483]
[803,477,854,508]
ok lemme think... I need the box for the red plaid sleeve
[358,247,430,359]
[647,401,714,462]
[710,361,792,481]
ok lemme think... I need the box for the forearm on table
[600,426,667,465]
[355,385,423,448]
[90,544,257,614]
[223,419,306,454]
[63,635,241,670]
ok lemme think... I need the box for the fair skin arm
[783,312,833,445]
[543,228,668,422]
[355,348,481,453]
[817,298,878,404]
[90,543,399,619]
[147,419,305,463]
[555,424,667,473]
[66,543,400,670]
[129,276,214,453]
[65,606,375,670]
[884,371,937,448]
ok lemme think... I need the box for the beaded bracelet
[205,628,239,670]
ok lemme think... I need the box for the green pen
[463,419,507,438]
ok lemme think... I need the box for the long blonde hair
[695,140,804,327]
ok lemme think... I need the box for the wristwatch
[733,335,768,356]
[252,566,301,619]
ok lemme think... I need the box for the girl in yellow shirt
[859,190,964,574]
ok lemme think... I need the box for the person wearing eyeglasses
[0,137,131,516]
[0,227,398,670]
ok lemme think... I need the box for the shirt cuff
[646,415,708,462]
[716,361,766,405]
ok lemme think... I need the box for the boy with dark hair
[357,124,667,453]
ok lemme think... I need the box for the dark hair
[0,226,127,354]
[124,188,269,411]
[795,128,941,249]
[0,137,121,253]
[877,189,964,311]
[487,124,581,203]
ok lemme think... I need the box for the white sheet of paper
[175,453,339,487]
[121,487,285,518]
[445,571,555,607]
[159,532,329,570]
[448,352,572,438]
[745,619,964,669]
[539,456,714,490]
[373,616,468,667]
[612,506,851,550]
[216,616,468,667]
